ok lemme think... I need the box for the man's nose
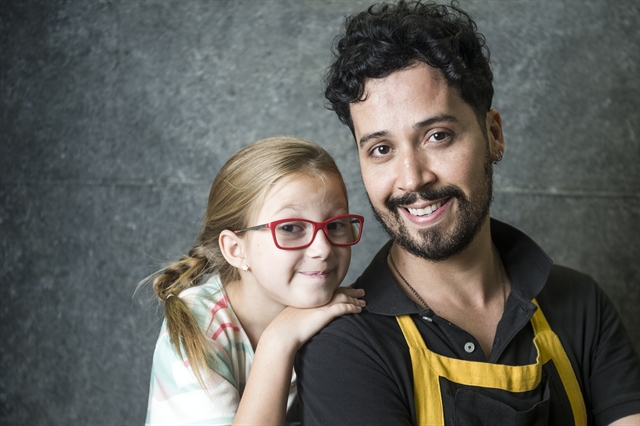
[396,148,436,193]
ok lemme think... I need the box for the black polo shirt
[295,219,640,425]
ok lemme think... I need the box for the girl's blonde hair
[149,136,346,387]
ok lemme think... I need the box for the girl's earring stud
[242,265,250,272]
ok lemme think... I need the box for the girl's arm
[233,287,365,425]
[608,414,640,426]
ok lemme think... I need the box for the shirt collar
[354,218,553,316]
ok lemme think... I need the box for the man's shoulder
[316,309,401,337]
[536,264,608,344]
[297,310,412,395]
[548,263,594,281]
[540,264,599,301]
[302,309,408,359]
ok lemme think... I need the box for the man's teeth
[408,201,442,216]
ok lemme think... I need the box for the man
[295,1,640,425]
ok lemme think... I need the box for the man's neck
[389,218,510,358]
[390,218,502,310]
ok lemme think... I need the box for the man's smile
[406,200,445,217]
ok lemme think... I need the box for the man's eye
[429,132,450,142]
[372,145,390,156]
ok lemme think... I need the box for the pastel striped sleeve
[145,321,241,425]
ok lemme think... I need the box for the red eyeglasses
[234,214,364,250]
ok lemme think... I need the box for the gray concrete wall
[1,0,637,424]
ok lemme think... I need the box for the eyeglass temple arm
[234,224,268,234]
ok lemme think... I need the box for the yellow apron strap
[396,299,587,425]
[530,300,587,425]
[397,314,444,425]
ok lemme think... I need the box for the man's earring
[241,265,250,272]
[492,150,503,165]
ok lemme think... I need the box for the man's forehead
[349,64,457,130]
[356,63,447,102]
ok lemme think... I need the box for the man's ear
[219,230,246,269]
[486,109,505,161]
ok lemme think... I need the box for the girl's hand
[234,288,364,425]
[261,287,366,351]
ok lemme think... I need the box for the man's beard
[370,154,494,262]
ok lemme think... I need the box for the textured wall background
[1,0,638,424]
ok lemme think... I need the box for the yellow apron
[396,300,587,425]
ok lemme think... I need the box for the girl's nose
[306,228,333,259]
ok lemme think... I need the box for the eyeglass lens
[274,217,362,248]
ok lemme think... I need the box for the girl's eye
[326,220,346,232]
[280,223,304,233]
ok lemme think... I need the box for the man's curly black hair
[325,0,493,135]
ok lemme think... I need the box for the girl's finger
[334,287,365,297]
[328,292,366,307]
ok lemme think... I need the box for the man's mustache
[385,186,464,210]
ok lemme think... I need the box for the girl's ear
[219,230,246,269]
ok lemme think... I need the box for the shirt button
[464,342,475,353]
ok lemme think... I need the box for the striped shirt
[146,275,298,425]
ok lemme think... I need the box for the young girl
[145,136,365,425]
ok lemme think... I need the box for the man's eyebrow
[358,131,390,149]
[413,114,459,131]
[358,114,459,148]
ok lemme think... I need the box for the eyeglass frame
[233,214,364,250]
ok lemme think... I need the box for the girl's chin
[295,293,334,309]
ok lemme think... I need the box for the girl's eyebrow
[272,204,331,217]
[271,204,349,219]
[272,204,303,216]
